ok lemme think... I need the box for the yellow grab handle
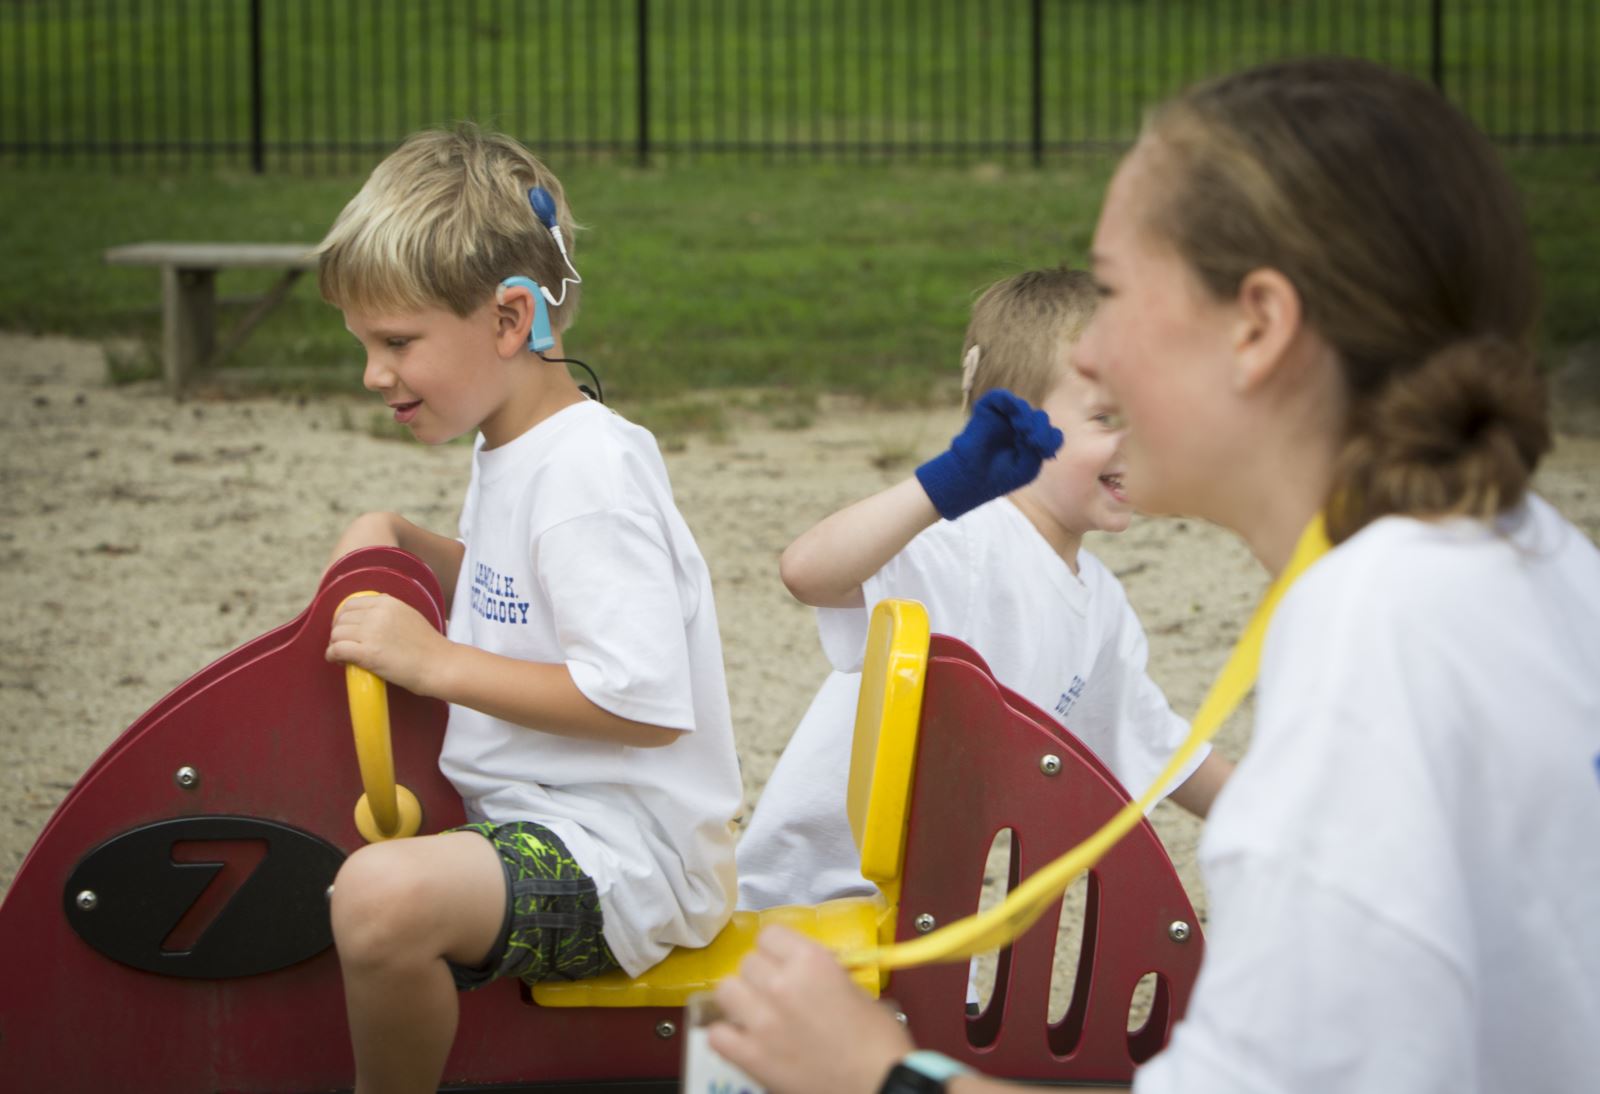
[339,592,423,842]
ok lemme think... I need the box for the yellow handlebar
[339,592,423,843]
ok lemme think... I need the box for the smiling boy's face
[344,300,515,447]
[1026,353,1133,538]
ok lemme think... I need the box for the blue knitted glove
[915,389,1064,520]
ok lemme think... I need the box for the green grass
[1509,148,1600,350]
[0,147,1595,410]
[0,158,1115,405]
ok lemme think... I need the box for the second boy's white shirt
[737,497,1206,910]
[440,399,743,977]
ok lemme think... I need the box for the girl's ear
[1231,267,1303,393]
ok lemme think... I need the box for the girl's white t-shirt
[737,497,1204,910]
[439,399,743,976]
[1135,496,1600,1093]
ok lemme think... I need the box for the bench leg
[161,266,216,393]
[208,269,306,370]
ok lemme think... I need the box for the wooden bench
[104,242,317,392]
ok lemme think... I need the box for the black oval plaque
[64,816,345,980]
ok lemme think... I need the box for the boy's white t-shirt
[737,497,1205,910]
[1135,496,1600,1093]
[439,399,743,976]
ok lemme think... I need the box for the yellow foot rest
[531,896,886,1007]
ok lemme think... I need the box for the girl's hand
[326,593,451,697]
[708,927,913,1094]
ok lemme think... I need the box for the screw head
[914,912,936,933]
[174,765,200,789]
[654,1020,677,1039]
[1040,754,1062,776]
[1168,919,1192,943]
[75,890,98,912]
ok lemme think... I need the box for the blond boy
[317,125,741,1092]
[738,268,1230,914]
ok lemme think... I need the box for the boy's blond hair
[317,124,580,330]
[961,267,1097,413]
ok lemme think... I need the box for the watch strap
[879,1050,973,1093]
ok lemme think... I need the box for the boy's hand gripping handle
[914,389,1063,520]
[340,592,424,842]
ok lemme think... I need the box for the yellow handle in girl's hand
[339,592,424,842]
[842,515,1333,972]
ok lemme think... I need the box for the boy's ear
[493,279,536,357]
[1230,267,1303,394]
[495,276,556,355]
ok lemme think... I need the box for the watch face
[880,1062,947,1094]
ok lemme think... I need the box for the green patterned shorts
[448,820,620,990]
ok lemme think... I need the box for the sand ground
[3,332,1597,1012]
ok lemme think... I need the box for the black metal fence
[3,1,1596,172]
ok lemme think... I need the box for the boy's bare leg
[330,831,508,1094]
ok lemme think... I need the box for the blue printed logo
[470,562,530,625]
[1055,675,1087,718]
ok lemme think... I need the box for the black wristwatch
[878,1050,973,1093]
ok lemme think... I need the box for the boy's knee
[329,843,436,966]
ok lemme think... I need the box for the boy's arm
[1167,750,1234,818]
[779,478,938,609]
[780,390,1063,610]
[1098,582,1234,819]
[433,645,680,748]
[326,593,679,748]
[329,511,466,611]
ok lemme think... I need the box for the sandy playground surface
[3,331,1598,1006]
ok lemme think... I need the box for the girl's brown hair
[1143,57,1549,542]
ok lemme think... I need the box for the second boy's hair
[961,267,1097,413]
[317,124,580,330]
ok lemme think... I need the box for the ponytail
[1326,336,1550,543]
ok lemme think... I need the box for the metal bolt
[174,765,200,790]
[1168,920,1191,943]
[1040,754,1062,776]
[914,913,936,934]
[76,890,98,912]
[654,1020,677,1039]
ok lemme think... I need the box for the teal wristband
[904,1051,972,1082]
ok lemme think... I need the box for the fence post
[1030,0,1044,166]
[249,0,265,173]
[1430,0,1445,92]
[636,0,650,167]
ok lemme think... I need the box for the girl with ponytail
[1065,55,1599,1092]
[706,57,1600,1093]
